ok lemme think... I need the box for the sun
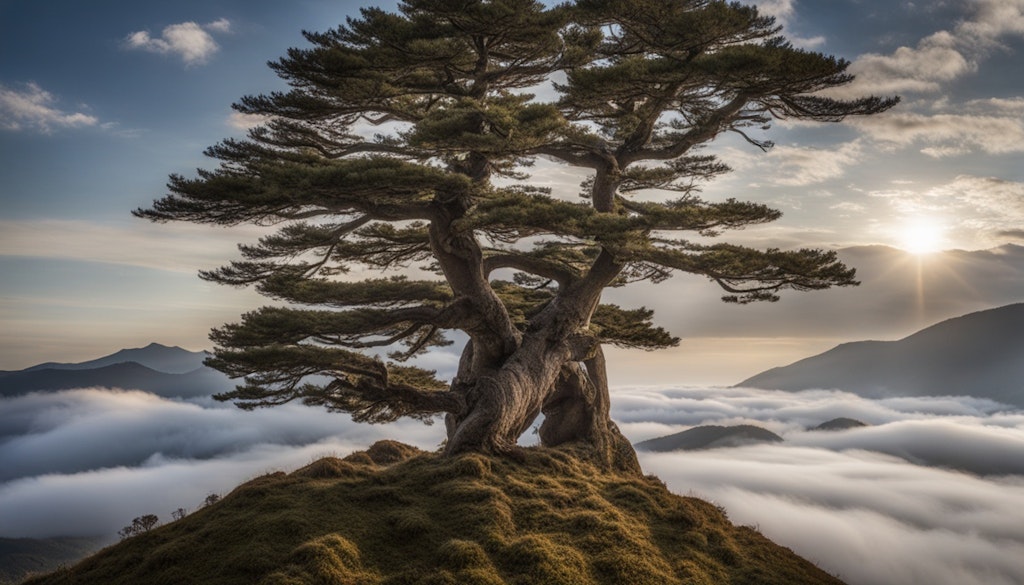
[898,220,946,255]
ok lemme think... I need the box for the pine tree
[136,0,896,474]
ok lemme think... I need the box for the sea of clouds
[1,385,1022,585]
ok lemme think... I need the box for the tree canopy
[137,0,897,473]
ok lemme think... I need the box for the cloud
[124,19,231,66]
[0,82,99,133]
[642,450,1024,585]
[748,0,826,48]
[2,384,1022,585]
[204,18,232,34]
[0,388,441,538]
[713,140,863,187]
[965,97,1024,113]
[0,218,268,273]
[227,111,270,131]
[764,141,864,186]
[871,175,1024,244]
[997,228,1024,241]
[852,112,1024,156]
[829,0,1024,99]
[958,0,1024,48]
[615,386,1024,585]
[839,32,973,97]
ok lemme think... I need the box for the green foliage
[134,0,895,426]
[22,444,847,585]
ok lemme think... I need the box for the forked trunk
[540,348,641,475]
[444,337,641,476]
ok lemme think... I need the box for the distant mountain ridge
[19,343,210,374]
[635,424,783,452]
[0,343,231,400]
[738,303,1024,407]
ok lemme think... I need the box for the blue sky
[2,0,1024,376]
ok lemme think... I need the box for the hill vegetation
[22,442,843,585]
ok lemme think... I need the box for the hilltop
[22,442,844,585]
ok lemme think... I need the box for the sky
[2,0,1024,381]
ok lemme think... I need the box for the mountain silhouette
[811,418,868,431]
[0,344,232,400]
[20,343,209,374]
[738,303,1024,407]
[635,424,783,452]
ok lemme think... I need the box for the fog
[1,385,1022,585]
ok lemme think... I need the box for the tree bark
[442,262,643,475]
[540,347,642,474]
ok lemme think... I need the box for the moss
[262,534,381,585]
[293,458,365,480]
[23,440,847,585]
[498,534,592,585]
[364,441,424,465]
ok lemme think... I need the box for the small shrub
[118,514,160,540]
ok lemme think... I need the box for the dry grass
[22,441,845,585]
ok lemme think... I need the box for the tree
[136,0,896,475]
[118,514,160,540]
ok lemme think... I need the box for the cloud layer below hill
[1,385,1022,585]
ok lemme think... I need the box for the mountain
[737,303,1024,407]
[811,418,868,431]
[20,442,845,585]
[0,344,232,400]
[635,425,783,452]
[19,343,209,375]
[0,362,232,400]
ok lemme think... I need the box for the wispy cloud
[828,0,1024,99]
[0,82,99,133]
[867,175,1024,245]
[717,140,864,186]
[124,19,231,66]
[852,111,1024,156]
[749,0,826,48]
[0,219,266,273]
[226,111,269,131]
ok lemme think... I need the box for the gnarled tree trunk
[442,252,643,476]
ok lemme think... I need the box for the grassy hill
[21,441,844,585]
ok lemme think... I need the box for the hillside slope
[23,442,844,585]
[738,303,1024,406]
